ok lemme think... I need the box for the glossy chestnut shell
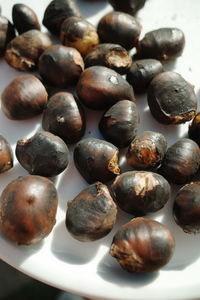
[0,135,13,173]
[0,16,15,56]
[188,112,200,146]
[108,0,146,15]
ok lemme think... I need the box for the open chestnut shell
[0,135,13,174]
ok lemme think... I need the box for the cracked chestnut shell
[16,131,69,177]
[84,43,132,75]
[77,66,135,110]
[108,0,146,15]
[66,182,117,242]
[147,72,197,124]
[97,11,141,50]
[0,175,58,245]
[99,100,139,148]
[0,16,15,56]
[188,112,200,146]
[74,138,120,183]
[159,138,200,184]
[110,217,175,273]
[0,135,13,173]
[111,171,170,215]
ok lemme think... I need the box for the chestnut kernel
[108,0,146,15]
[0,135,13,173]
[0,16,15,56]
[188,112,200,146]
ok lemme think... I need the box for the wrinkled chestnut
[126,59,164,94]
[147,72,197,124]
[12,4,40,34]
[111,171,170,215]
[173,182,200,234]
[84,43,132,75]
[97,11,141,50]
[60,17,99,56]
[77,66,135,110]
[42,92,86,144]
[188,112,200,146]
[43,0,82,36]
[110,217,175,273]
[38,45,84,88]
[0,16,15,56]
[16,131,69,177]
[0,175,58,245]
[159,138,200,184]
[136,27,185,60]
[74,138,120,183]
[5,30,52,71]
[108,0,146,15]
[66,182,117,242]
[0,135,13,173]
[127,131,167,170]
[1,75,48,120]
[99,100,139,148]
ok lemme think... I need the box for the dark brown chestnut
[16,131,69,177]
[127,131,167,170]
[0,135,13,173]
[42,92,86,144]
[97,11,141,50]
[111,171,170,215]
[76,66,135,110]
[188,112,200,146]
[108,0,146,15]
[84,43,132,75]
[12,4,40,34]
[38,45,84,88]
[0,175,58,245]
[110,217,175,273]
[147,72,197,124]
[0,16,15,56]
[159,138,200,184]
[126,59,164,94]
[74,138,120,183]
[66,182,117,242]
[5,29,52,71]
[99,100,139,148]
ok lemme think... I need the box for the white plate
[0,0,200,299]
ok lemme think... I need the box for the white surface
[0,0,200,299]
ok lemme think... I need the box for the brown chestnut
[188,112,200,146]
[16,131,69,177]
[76,66,135,110]
[147,72,197,124]
[66,182,117,242]
[0,135,13,173]
[108,0,146,15]
[110,217,175,273]
[0,16,15,56]
[0,175,58,245]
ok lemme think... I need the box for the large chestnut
[188,112,200,146]
[110,217,175,273]
[0,135,13,173]
[0,16,15,56]
[66,182,117,242]
[108,0,146,15]
[0,175,58,245]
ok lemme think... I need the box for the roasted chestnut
[108,0,146,15]
[84,43,132,75]
[97,11,141,50]
[16,131,69,177]
[188,112,200,146]
[99,100,139,148]
[0,135,13,173]
[76,66,135,110]
[159,138,200,184]
[42,92,86,144]
[5,29,52,71]
[111,171,170,215]
[0,175,58,245]
[0,16,15,56]
[66,182,117,241]
[110,217,175,273]
[74,138,120,183]
[127,131,167,169]
[147,72,197,124]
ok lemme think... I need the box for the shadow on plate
[76,0,108,18]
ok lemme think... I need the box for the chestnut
[0,135,13,173]
[12,4,40,34]
[43,0,82,36]
[97,11,141,50]
[99,100,139,148]
[188,112,200,146]
[84,43,132,75]
[38,45,84,88]
[42,92,86,144]
[0,175,58,245]
[74,138,120,183]
[60,17,99,56]
[136,27,185,60]
[66,182,117,242]
[76,66,135,110]
[0,16,15,56]
[110,217,175,273]
[16,131,69,177]
[159,138,200,184]
[126,59,164,94]
[126,131,167,170]
[147,72,197,124]
[111,171,170,215]
[108,0,146,15]
[5,30,52,71]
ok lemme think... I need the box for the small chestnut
[188,112,200,146]
[0,135,13,174]
[108,0,146,15]
[0,16,15,56]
